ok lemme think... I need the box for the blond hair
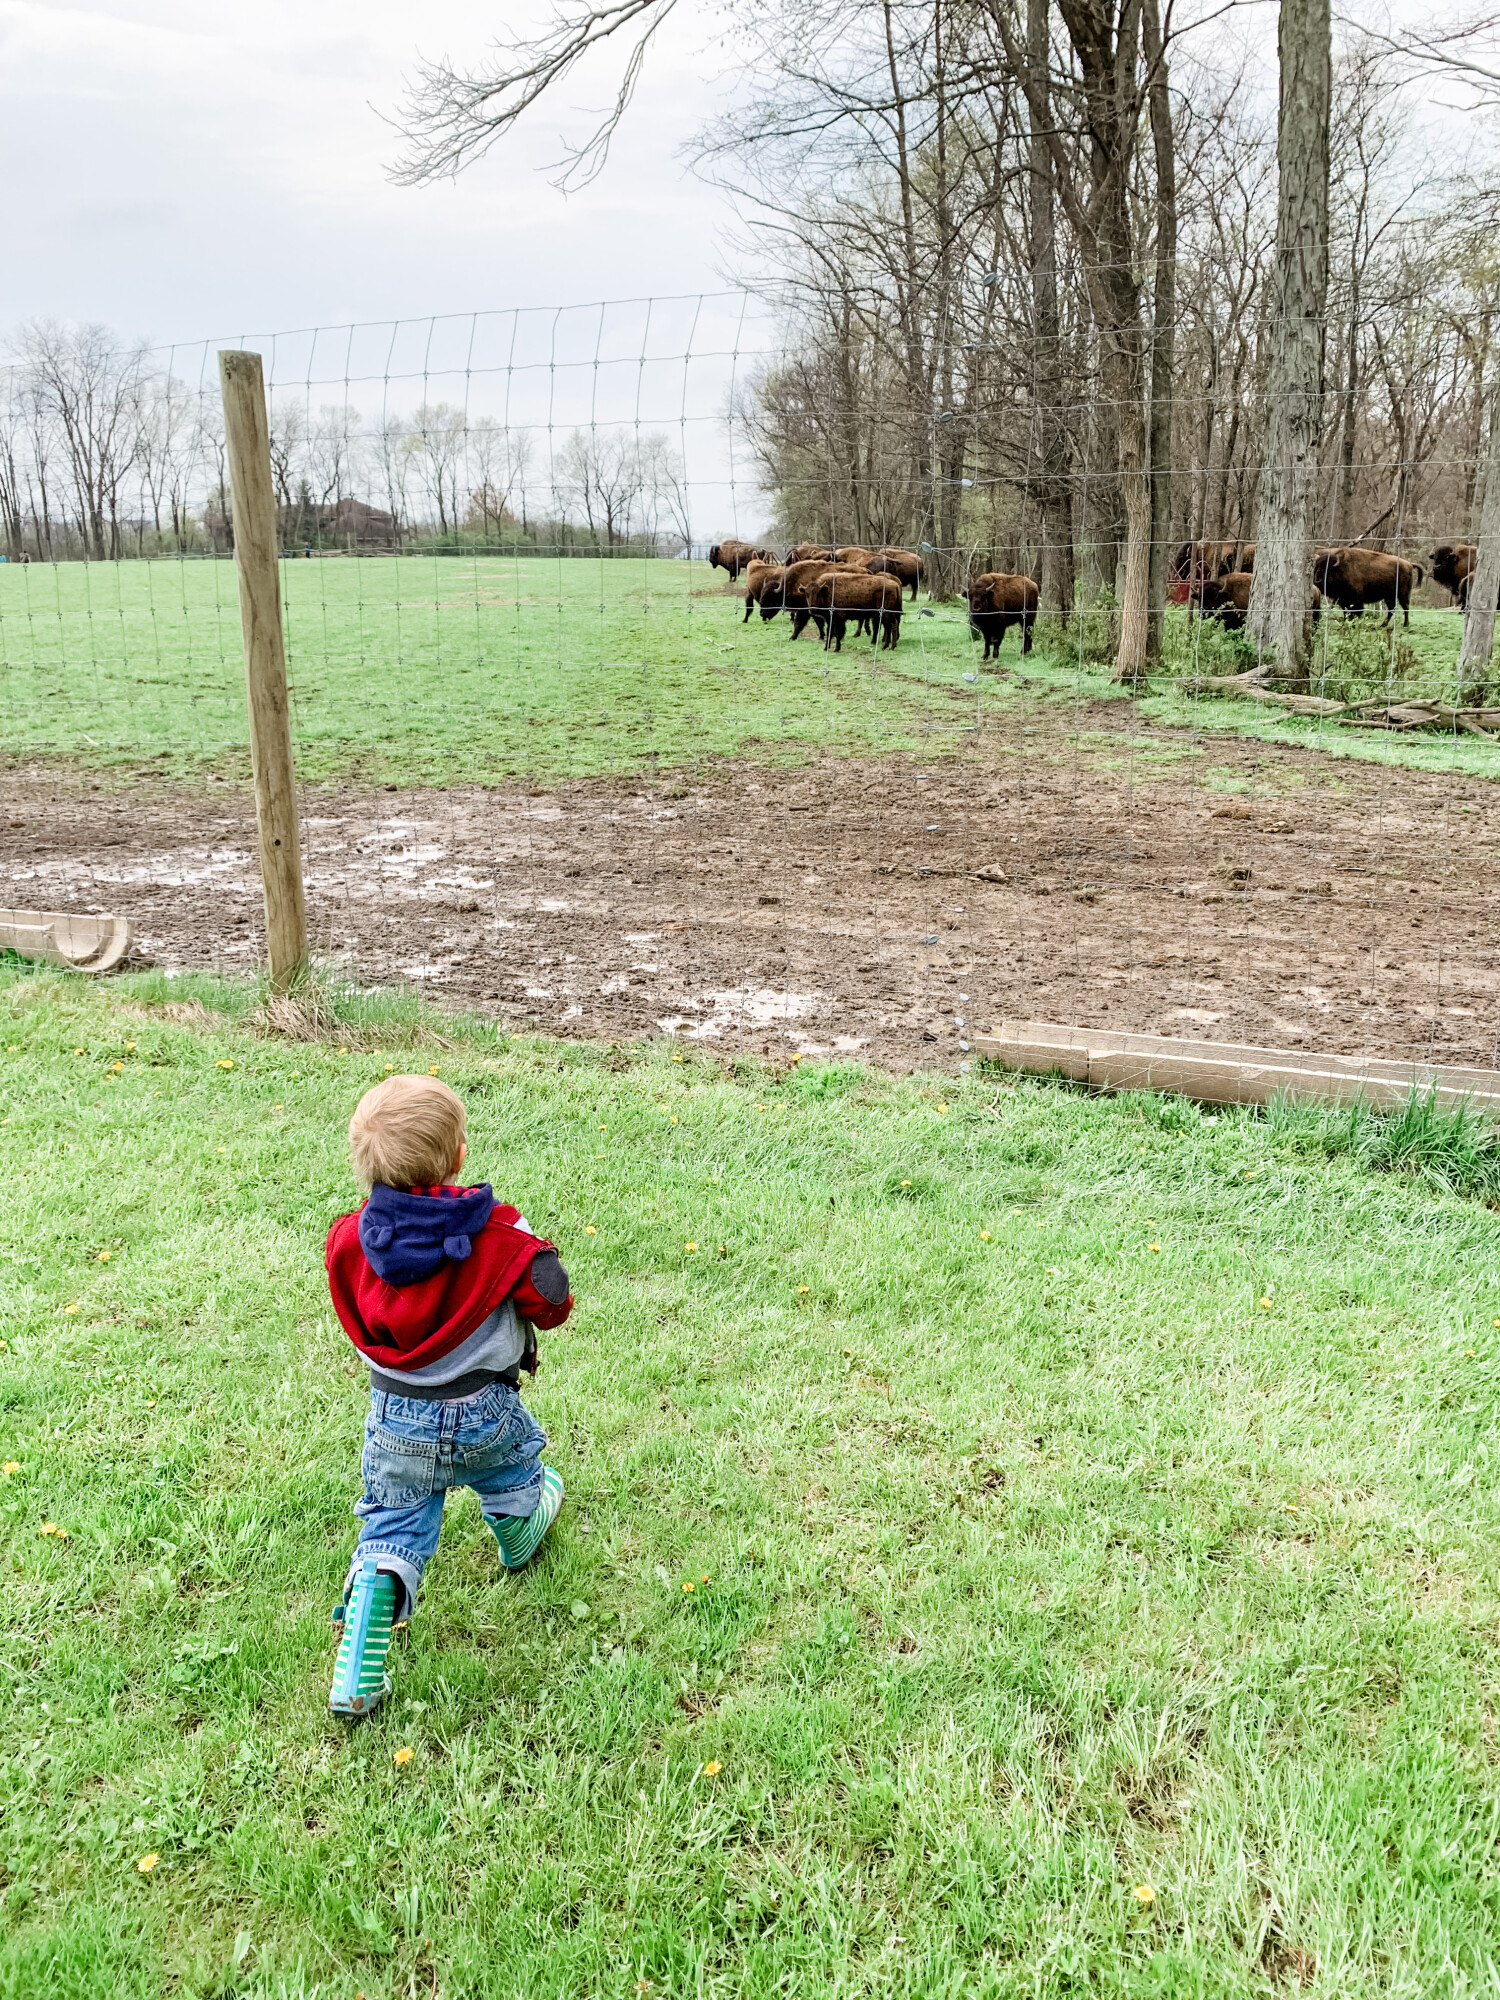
[349,1074,466,1189]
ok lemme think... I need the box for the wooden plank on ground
[972,1019,1500,1115]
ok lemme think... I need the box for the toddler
[324,1073,572,1715]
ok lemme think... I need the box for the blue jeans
[346,1382,549,1614]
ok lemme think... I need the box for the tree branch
[388,0,682,191]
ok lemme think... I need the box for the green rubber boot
[329,1560,396,1716]
[489,1466,565,1572]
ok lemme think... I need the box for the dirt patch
[7,716,1500,1071]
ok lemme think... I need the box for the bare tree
[20,321,148,560]
[1246,0,1331,684]
[1458,386,1500,691]
[556,428,648,544]
[1143,0,1177,660]
[403,403,466,534]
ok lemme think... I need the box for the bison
[806,568,904,651]
[757,558,842,638]
[1171,538,1240,585]
[742,560,785,621]
[709,538,775,581]
[1431,542,1476,609]
[784,541,836,565]
[964,572,1038,659]
[866,548,923,599]
[1192,570,1320,634]
[1314,547,1423,626]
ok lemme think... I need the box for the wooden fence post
[218,349,307,992]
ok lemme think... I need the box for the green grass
[5,966,1500,1996]
[3,556,1497,790]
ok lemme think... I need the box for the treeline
[0,322,697,561]
[707,9,1498,611]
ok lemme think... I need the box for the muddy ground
[6,713,1500,1072]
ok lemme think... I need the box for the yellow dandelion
[1,1463,19,1477]
[685,1241,698,1253]
[702,1574,710,1583]
[672,1053,684,1063]
[1260,1296,1273,1309]
[96,1250,113,1262]
[670,1115,679,1125]
[703,1760,722,1777]
[1492,1317,1499,1327]
[273,1102,283,1111]
[798,1284,811,1293]
[109,1062,123,1073]
[936,1102,947,1114]
[1244,1169,1257,1179]
[980,1230,991,1241]
[511,1032,521,1040]
[126,1041,136,1051]
[216,1059,234,1070]
[1134,1883,1154,1905]
[63,1304,79,1315]
[73,1047,85,1056]
[427,1067,439,1076]
[384,1064,393,1073]
[145,1400,156,1410]
[393,1746,415,1767]
[600,1123,607,1131]
[1148,1243,1161,1253]
[1466,1349,1476,1358]
[136,1853,159,1874]
[683,1581,695,1593]
[585,1225,597,1235]
[900,1178,912,1187]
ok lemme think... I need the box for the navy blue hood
[358,1182,497,1287]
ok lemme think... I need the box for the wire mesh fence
[1,291,1498,1075]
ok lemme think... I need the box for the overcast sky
[0,0,736,347]
[2,0,1480,359]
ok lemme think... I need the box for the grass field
[5,964,1500,1997]
[2,556,1497,789]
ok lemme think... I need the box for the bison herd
[709,532,1481,660]
[1177,536,1481,635]
[712,539,1039,658]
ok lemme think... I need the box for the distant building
[319,498,400,546]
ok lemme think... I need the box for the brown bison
[965,572,1038,658]
[1431,542,1476,609]
[1192,570,1321,633]
[1314,547,1423,626]
[785,541,836,565]
[709,538,775,580]
[742,560,784,621]
[1171,538,1240,584]
[758,558,841,638]
[806,568,904,651]
[867,548,923,599]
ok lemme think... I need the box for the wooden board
[972,1019,1500,1116]
[0,908,132,975]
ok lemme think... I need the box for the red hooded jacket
[326,1186,572,1375]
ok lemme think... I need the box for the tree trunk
[1143,0,1176,664]
[1027,0,1073,622]
[1458,395,1500,697]
[1246,0,1330,690]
